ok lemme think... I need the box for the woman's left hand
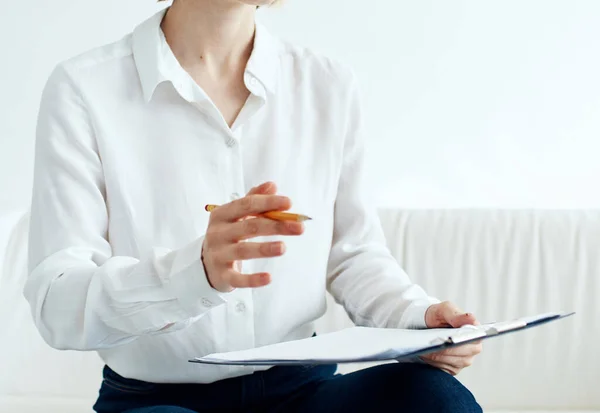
[420,301,483,375]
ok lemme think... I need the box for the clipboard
[190,312,574,366]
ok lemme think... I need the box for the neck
[161,0,256,72]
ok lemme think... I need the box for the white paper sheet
[191,312,569,365]
[202,327,456,363]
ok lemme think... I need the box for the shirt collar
[132,9,281,103]
[245,22,281,96]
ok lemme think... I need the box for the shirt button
[235,302,246,313]
[201,298,214,308]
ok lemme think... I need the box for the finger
[226,270,271,289]
[247,182,277,196]
[432,343,483,357]
[224,217,304,241]
[422,352,473,369]
[213,195,292,222]
[437,364,460,376]
[431,355,476,369]
[218,241,286,262]
[449,342,483,357]
[421,359,460,376]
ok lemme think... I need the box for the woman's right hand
[201,182,304,292]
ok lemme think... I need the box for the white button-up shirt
[24,10,438,384]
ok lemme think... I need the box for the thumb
[430,302,478,328]
[449,313,478,328]
[247,181,277,195]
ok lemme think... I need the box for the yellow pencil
[205,204,312,222]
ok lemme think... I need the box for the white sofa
[0,207,598,413]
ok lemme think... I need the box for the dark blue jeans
[94,363,482,413]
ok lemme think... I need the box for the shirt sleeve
[24,65,226,351]
[326,74,440,329]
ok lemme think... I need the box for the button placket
[224,124,255,354]
[235,302,246,313]
[228,126,245,206]
[226,137,236,148]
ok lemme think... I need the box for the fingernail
[270,243,283,254]
[288,222,304,233]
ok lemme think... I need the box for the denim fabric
[94,363,481,413]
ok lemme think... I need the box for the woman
[25,0,483,412]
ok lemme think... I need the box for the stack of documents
[191,312,573,366]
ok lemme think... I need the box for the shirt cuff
[399,297,441,329]
[167,236,227,317]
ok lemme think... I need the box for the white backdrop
[2,0,600,210]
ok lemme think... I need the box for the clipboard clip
[429,319,528,346]
[446,329,487,344]
[430,325,484,345]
